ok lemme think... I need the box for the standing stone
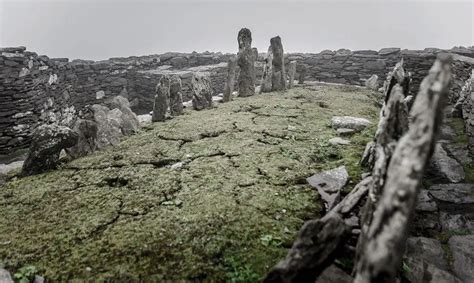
[169,75,184,116]
[110,95,140,134]
[365,75,379,91]
[270,36,286,91]
[261,46,274,92]
[21,124,78,176]
[287,61,297,89]
[152,75,170,122]
[191,72,213,110]
[223,56,237,102]
[298,65,306,85]
[237,28,256,97]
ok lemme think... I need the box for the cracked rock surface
[0,84,378,281]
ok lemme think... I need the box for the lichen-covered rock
[110,95,139,134]
[365,74,379,91]
[237,28,256,97]
[91,104,123,150]
[152,75,170,122]
[287,61,297,89]
[191,72,213,110]
[426,144,465,183]
[261,46,274,93]
[223,56,237,102]
[306,166,349,210]
[331,116,372,132]
[21,124,78,176]
[449,235,474,282]
[270,36,286,91]
[65,118,98,159]
[169,75,184,115]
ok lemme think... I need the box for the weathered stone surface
[365,74,379,90]
[287,61,297,89]
[415,189,438,212]
[428,183,474,204]
[439,212,474,231]
[21,124,78,176]
[223,56,237,102]
[307,166,349,210]
[110,95,139,134]
[298,64,306,85]
[169,75,184,115]
[337,128,356,136]
[315,265,352,283]
[261,46,274,92]
[449,235,474,282]
[65,118,98,159]
[152,75,170,122]
[355,55,452,282]
[91,104,123,150]
[191,72,213,110]
[445,143,472,165]
[331,116,372,132]
[378,48,401,56]
[427,144,465,183]
[237,28,255,97]
[329,137,350,146]
[270,36,286,91]
[0,268,13,283]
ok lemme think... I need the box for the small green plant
[402,261,411,275]
[14,265,38,283]
[226,256,259,283]
[260,234,282,247]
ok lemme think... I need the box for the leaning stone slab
[307,166,349,210]
[21,124,78,176]
[331,116,372,132]
[110,95,139,134]
[449,235,474,282]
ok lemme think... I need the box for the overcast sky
[0,0,472,60]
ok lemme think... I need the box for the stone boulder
[331,116,372,132]
[426,144,465,183]
[306,166,349,210]
[0,269,13,283]
[191,72,213,110]
[110,95,139,134]
[91,104,123,150]
[65,119,98,159]
[169,75,184,116]
[365,74,379,91]
[152,75,170,122]
[21,124,78,176]
[449,235,474,282]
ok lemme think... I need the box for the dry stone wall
[1,46,472,155]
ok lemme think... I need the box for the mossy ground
[0,84,378,281]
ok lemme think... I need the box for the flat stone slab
[428,183,474,204]
[449,235,474,282]
[329,137,351,146]
[416,189,438,212]
[331,116,372,132]
[336,128,356,136]
[427,144,465,183]
[306,166,349,210]
[439,211,474,231]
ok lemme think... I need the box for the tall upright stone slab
[169,75,184,116]
[288,61,297,89]
[223,56,237,102]
[237,28,256,97]
[299,65,306,85]
[152,75,170,122]
[261,46,274,92]
[270,36,286,91]
[192,72,213,110]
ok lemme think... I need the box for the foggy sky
[0,0,472,61]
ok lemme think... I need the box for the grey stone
[365,74,379,90]
[306,166,348,210]
[237,28,256,97]
[21,124,78,176]
[427,144,465,183]
[449,235,474,282]
[287,61,297,89]
[337,128,356,136]
[152,75,170,122]
[315,264,352,283]
[261,46,274,92]
[439,212,474,231]
[428,183,474,204]
[331,116,372,132]
[270,36,286,91]
[446,143,473,165]
[298,65,306,85]
[65,119,98,159]
[223,56,237,102]
[416,189,438,212]
[169,75,184,116]
[0,268,13,283]
[378,48,401,56]
[329,137,351,146]
[91,104,123,150]
[191,72,213,110]
[110,96,139,134]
